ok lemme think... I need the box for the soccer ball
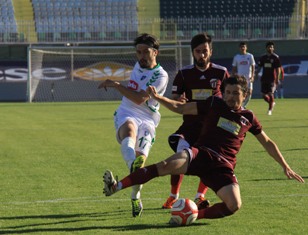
[170,198,198,226]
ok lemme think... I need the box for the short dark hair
[221,75,248,95]
[191,32,212,51]
[239,41,247,47]
[266,41,275,48]
[134,33,160,50]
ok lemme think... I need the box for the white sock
[195,193,205,199]
[170,193,179,199]
[131,185,143,199]
[121,137,136,170]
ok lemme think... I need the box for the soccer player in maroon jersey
[256,41,281,115]
[162,33,229,209]
[103,75,304,223]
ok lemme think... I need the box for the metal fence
[0,15,307,44]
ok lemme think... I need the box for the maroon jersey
[194,96,262,167]
[257,53,281,83]
[171,63,229,144]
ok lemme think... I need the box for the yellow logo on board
[73,62,133,81]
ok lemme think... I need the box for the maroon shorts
[261,81,276,94]
[185,147,238,193]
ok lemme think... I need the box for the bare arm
[250,64,255,82]
[148,86,197,115]
[255,131,304,183]
[231,66,237,76]
[98,79,150,105]
[275,67,281,84]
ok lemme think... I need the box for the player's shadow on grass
[0,212,110,234]
[246,176,308,181]
[0,212,107,220]
[109,222,208,231]
[0,211,207,234]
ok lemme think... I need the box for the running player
[162,33,229,210]
[232,41,255,108]
[256,41,281,115]
[103,75,304,223]
[98,33,169,217]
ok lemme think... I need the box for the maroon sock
[197,202,234,219]
[170,174,184,195]
[120,164,159,189]
[269,94,274,110]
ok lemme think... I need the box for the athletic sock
[170,174,183,195]
[121,137,136,169]
[195,180,208,198]
[269,94,275,110]
[120,164,159,189]
[197,202,233,219]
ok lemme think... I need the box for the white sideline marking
[1,194,308,206]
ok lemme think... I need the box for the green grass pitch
[0,99,307,235]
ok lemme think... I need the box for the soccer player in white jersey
[98,33,169,217]
[232,42,255,108]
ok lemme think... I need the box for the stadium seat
[18,33,25,42]
[98,32,107,40]
[68,32,77,41]
[3,33,10,42]
[160,31,168,40]
[238,28,246,38]
[191,30,199,36]
[84,32,91,40]
[38,32,46,41]
[53,32,61,41]
[207,29,215,37]
[176,30,184,38]
[223,29,230,38]
[268,27,276,38]
[253,28,262,38]
[114,32,122,40]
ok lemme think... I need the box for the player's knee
[227,199,242,213]
[156,160,170,176]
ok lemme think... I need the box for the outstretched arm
[98,79,150,105]
[147,86,197,115]
[255,131,304,183]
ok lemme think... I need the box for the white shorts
[248,81,253,90]
[114,108,156,157]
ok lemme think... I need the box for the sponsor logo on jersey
[239,61,248,65]
[127,80,138,90]
[200,75,206,80]
[140,75,146,81]
[217,117,241,135]
[264,63,272,68]
[72,61,133,81]
[192,89,212,100]
[172,86,177,91]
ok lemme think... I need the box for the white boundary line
[1,193,308,206]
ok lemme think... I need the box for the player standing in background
[103,75,304,223]
[256,41,281,115]
[98,33,169,217]
[232,42,255,108]
[162,33,229,209]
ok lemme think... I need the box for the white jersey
[118,62,169,127]
[232,53,255,80]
